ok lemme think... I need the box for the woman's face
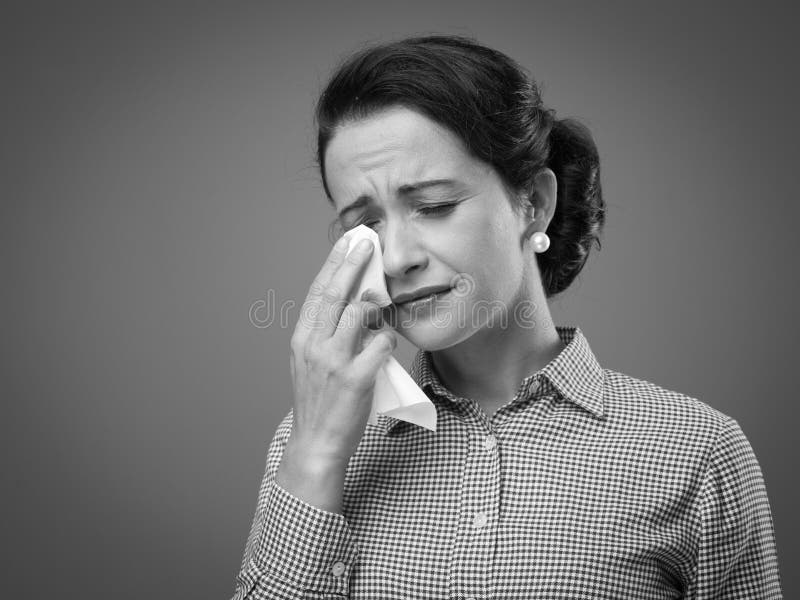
[325,105,536,351]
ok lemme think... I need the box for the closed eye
[354,202,459,230]
[418,203,458,215]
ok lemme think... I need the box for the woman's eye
[418,203,457,216]
[354,203,458,229]
[347,216,378,230]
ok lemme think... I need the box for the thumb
[361,287,393,307]
[353,329,396,376]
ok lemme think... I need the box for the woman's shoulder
[600,367,735,445]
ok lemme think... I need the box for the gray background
[4,1,796,598]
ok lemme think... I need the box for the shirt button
[331,561,346,576]
[473,512,488,529]
[483,435,497,451]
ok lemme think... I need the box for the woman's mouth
[397,287,453,310]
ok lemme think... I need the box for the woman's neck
[429,311,566,409]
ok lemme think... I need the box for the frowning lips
[392,285,453,305]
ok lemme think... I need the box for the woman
[231,35,782,599]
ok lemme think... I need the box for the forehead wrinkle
[350,156,430,203]
[327,110,468,211]
[353,141,429,180]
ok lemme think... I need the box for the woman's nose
[379,220,427,279]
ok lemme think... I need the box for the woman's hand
[287,236,395,465]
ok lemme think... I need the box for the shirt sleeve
[690,417,783,598]
[230,409,360,599]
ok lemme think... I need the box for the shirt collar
[381,325,606,434]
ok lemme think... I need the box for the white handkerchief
[340,224,437,432]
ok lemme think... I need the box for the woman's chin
[396,319,472,352]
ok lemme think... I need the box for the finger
[360,287,393,308]
[360,297,385,330]
[350,329,397,387]
[311,238,376,340]
[302,235,349,308]
[294,236,350,341]
[330,300,383,356]
[356,317,395,354]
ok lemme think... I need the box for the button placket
[470,431,497,535]
[457,428,499,599]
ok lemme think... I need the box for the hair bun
[538,118,606,297]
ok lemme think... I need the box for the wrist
[276,438,349,514]
[284,434,352,470]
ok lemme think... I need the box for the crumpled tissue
[340,224,437,432]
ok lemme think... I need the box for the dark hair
[315,34,605,298]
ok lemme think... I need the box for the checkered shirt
[231,325,782,599]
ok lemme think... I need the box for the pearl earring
[531,231,550,253]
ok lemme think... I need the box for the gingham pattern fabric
[231,325,782,599]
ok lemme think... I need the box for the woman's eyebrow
[397,178,461,195]
[337,179,463,218]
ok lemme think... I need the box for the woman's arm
[688,417,783,598]
[230,409,359,600]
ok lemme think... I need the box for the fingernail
[356,239,373,252]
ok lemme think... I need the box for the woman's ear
[521,168,557,246]
[532,168,557,226]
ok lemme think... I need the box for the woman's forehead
[329,110,466,165]
[326,108,479,205]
